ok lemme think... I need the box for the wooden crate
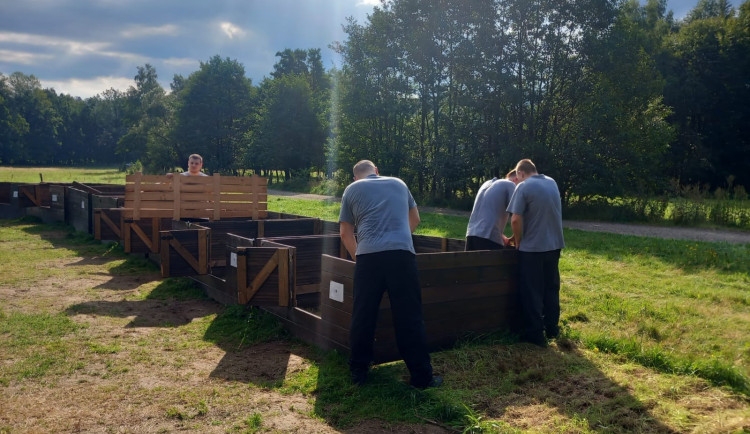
[266,248,519,363]
[159,228,209,277]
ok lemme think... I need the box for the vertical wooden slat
[257,220,264,238]
[251,175,260,220]
[278,249,290,307]
[172,175,181,221]
[237,250,248,304]
[198,228,208,274]
[94,211,101,240]
[130,222,153,252]
[441,237,448,252]
[213,174,221,221]
[160,233,171,278]
[151,217,160,253]
[132,173,142,221]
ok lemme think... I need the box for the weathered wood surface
[315,250,519,363]
[159,228,209,277]
[122,173,268,220]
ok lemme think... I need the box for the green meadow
[1,169,749,432]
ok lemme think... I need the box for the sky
[0,0,736,99]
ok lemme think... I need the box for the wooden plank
[237,249,248,303]
[98,210,122,240]
[94,210,101,239]
[243,251,279,303]
[125,183,172,193]
[133,173,143,221]
[213,175,221,220]
[278,248,290,307]
[126,174,174,183]
[130,220,154,253]
[170,236,200,274]
[218,193,268,202]
[19,185,42,207]
[173,174,181,220]
[160,233,171,278]
[199,229,208,274]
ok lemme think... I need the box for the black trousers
[518,249,561,342]
[465,236,503,251]
[350,250,433,386]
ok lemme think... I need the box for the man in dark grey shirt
[507,159,565,346]
[339,160,441,389]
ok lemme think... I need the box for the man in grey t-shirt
[339,160,441,389]
[507,159,565,346]
[465,170,518,250]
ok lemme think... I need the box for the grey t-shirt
[181,171,208,176]
[466,178,515,244]
[339,174,417,256]
[506,174,565,252]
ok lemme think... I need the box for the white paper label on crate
[81,200,85,209]
[329,281,344,303]
[230,252,237,268]
[13,191,18,198]
[52,194,58,202]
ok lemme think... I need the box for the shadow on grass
[311,334,679,432]
[4,218,686,430]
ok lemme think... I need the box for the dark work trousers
[518,249,561,342]
[350,250,433,387]
[465,236,503,251]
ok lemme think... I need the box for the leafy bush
[124,160,143,175]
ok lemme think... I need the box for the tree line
[1,0,747,204]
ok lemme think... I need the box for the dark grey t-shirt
[506,174,565,252]
[466,178,515,244]
[339,174,417,255]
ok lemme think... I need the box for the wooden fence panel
[159,228,209,277]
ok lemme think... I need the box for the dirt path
[269,189,750,245]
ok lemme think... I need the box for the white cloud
[40,76,135,99]
[121,24,180,39]
[0,48,53,65]
[0,31,110,55]
[220,22,245,39]
[357,0,380,6]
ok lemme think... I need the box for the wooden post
[94,210,101,240]
[278,249,289,307]
[198,228,208,274]
[251,175,260,220]
[160,232,172,278]
[213,174,221,221]
[132,173,142,221]
[172,175,181,221]
[237,249,248,304]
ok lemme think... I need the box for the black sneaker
[412,375,443,390]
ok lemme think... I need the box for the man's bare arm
[340,221,357,261]
[511,213,523,249]
[408,206,420,233]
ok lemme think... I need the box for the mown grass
[0,166,125,184]
[2,204,749,431]
[268,197,750,394]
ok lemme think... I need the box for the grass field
[0,166,126,184]
[1,194,749,431]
